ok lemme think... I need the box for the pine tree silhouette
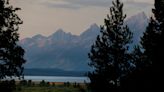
[141,0,163,86]
[88,0,132,92]
[141,0,164,90]
[120,0,164,91]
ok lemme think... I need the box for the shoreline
[2,76,90,83]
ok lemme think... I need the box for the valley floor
[14,81,88,92]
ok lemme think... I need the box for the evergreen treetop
[88,0,132,92]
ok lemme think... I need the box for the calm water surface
[24,76,90,83]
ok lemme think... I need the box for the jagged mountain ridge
[20,24,100,71]
[20,12,148,72]
[126,12,148,46]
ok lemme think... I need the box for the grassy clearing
[14,80,88,92]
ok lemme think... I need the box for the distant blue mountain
[20,23,100,71]
[126,12,148,47]
[19,12,148,72]
[24,68,86,76]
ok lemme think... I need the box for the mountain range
[19,12,148,73]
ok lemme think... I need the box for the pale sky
[10,0,154,39]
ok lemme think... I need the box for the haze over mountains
[19,12,148,73]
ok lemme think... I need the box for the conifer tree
[153,0,164,70]
[0,0,25,79]
[141,0,164,67]
[88,0,132,92]
[120,0,163,91]
[140,0,164,90]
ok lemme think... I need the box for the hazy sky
[11,0,154,39]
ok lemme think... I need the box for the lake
[24,76,90,83]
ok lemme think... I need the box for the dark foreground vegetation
[1,0,160,92]
[88,0,160,92]
[1,80,88,92]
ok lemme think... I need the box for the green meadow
[14,80,88,92]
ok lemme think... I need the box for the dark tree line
[88,0,162,92]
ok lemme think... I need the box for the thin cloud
[40,0,152,10]
[133,0,154,4]
[42,0,82,9]
[64,0,112,7]
[41,0,112,9]
[14,0,153,10]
